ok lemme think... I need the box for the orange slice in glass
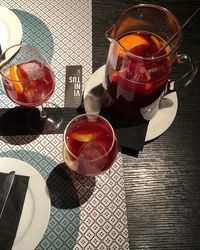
[2,68,13,88]
[9,64,24,94]
[3,68,10,78]
[71,132,98,142]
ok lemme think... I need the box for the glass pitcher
[104,4,197,124]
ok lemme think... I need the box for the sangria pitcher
[104,4,197,124]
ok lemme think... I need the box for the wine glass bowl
[63,113,118,176]
[0,44,62,132]
[0,44,55,107]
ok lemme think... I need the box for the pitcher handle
[164,54,198,95]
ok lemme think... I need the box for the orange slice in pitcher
[9,64,24,94]
[119,34,149,50]
[115,34,149,56]
[71,132,98,142]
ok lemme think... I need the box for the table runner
[0,0,130,249]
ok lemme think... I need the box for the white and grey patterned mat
[0,135,129,250]
[0,1,130,249]
[0,0,92,108]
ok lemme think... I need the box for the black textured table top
[92,0,200,249]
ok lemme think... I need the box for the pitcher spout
[106,24,116,41]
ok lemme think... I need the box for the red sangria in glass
[63,114,118,176]
[0,44,62,132]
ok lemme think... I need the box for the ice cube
[24,81,46,104]
[18,60,44,81]
[78,141,107,172]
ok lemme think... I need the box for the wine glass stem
[39,105,47,119]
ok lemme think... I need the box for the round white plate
[84,65,178,142]
[0,157,51,250]
[145,92,177,141]
[0,6,23,57]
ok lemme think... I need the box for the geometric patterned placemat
[0,0,92,108]
[0,134,129,249]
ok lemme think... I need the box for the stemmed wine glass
[0,44,62,132]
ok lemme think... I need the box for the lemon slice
[71,132,98,142]
[9,64,24,94]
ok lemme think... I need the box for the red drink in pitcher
[2,59,55,107]
[63,114,118,176]
[105,31,172,124]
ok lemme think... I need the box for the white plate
[0,6,23,57]
[0,157,51,250]
[84,65,178,142]
[145,92,177,141]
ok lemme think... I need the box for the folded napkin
[0,173,29,250]
[113,121,149,153]
[99,108,149,155]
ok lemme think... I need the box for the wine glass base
[28,102,63,134]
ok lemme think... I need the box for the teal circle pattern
[12,9,54,63]
[0,10,54,97]
[0,150,80,250]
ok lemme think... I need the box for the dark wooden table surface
[93,1,200,249]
